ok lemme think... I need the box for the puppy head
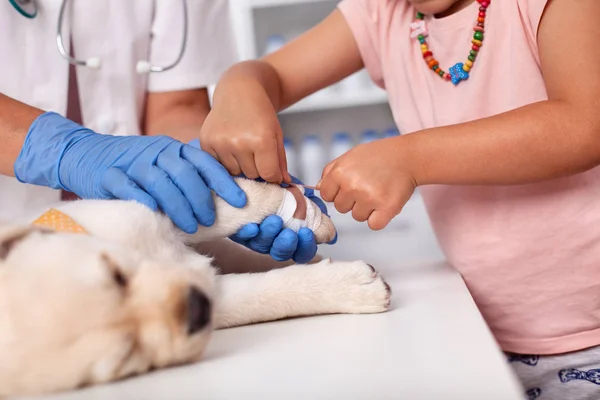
[0,223,215,396]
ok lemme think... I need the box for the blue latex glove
[230,176,337,264]
[188,139,336,263]
[15,112,247,234]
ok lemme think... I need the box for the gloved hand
[14,112,247,234]
[230,176,337,264]
[188,139,336,263]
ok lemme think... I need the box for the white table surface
[23,233,525,400]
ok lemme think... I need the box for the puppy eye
[100,253,128,288]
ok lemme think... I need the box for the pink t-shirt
[339,0,600,355]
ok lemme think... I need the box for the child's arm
[403,0,600,185]
[318,0,600,230]
[199,9,363,184]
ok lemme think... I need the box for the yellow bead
[471,39,482,46]
[421,44,428,51]
[463,64,471,72]
[465,60,473,68]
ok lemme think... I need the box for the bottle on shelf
[263,35,286,57]
[382,127,400,138]
[359,129,380,144]
[284,137,298,178]
[330,132,353,160]
[299,135,326,186]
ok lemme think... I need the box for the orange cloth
[31,208,87,234]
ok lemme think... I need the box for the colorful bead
[449,63,469,85]
[413,2,489,85]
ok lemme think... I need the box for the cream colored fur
[0,178,390,397]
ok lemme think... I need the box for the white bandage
[276,185,323,233]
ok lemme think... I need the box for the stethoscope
[9,0,188,74]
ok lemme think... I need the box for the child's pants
[507,346,600,400]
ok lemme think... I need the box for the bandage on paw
[276,184,336,244]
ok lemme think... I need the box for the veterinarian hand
[317,137,416,231]
[15,112,247,234]
[230,176,337,264]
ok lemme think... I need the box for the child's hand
[317,138,417,230]
[199,77,290,184]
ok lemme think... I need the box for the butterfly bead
[449,63,469,85]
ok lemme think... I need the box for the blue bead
[449,63,469,86]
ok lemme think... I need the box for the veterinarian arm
[0,92,247,234]
[144,89,211,143]
[0,93,43,177]
[199,9,363,184]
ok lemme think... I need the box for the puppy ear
[0,223,52,260]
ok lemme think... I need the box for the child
[199,0,600,398]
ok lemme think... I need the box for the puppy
[0,178,391,396]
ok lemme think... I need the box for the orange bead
[427,59,438,68]
[477,17,485,23]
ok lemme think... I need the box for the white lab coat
[0,0,237,219]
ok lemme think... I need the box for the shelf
[280,88,389,114]
[245,0,334,9]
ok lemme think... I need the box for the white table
[25,252,525,399]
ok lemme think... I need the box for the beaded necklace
[410,0,490,85]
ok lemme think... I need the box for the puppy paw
[312,259,391,314]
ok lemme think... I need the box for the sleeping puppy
[0,178,391,397]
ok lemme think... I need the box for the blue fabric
[15,112,246,234]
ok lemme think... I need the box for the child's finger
[317,175,340,203]
[256,148,284,184]
[368,209,397,231]
[351,202,374,223]
[218,152,243,177]
[333,188,355,214]
[275,134,292,184]
[321,160,336,180]
[235,152,260,180]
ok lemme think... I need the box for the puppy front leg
[185,178,336,245]
[214,259,391,329]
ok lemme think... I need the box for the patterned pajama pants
[507,346,600,400]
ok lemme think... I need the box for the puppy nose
[187,286,212,335]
